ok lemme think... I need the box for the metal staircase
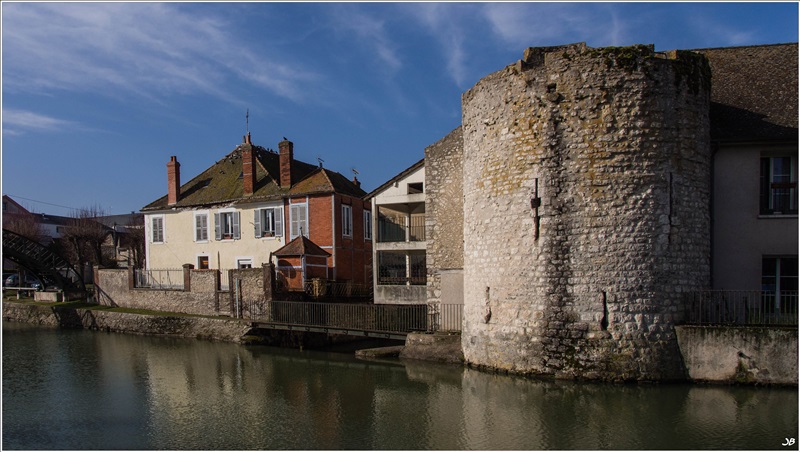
[2,229,86,293]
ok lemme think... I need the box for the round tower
[460,43,711,381]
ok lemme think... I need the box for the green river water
[2,321,797,450]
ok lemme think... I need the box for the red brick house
[141,133,372,292]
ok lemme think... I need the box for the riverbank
[5,299,796,385]
[2,300,252,342]
[1,300,450,359]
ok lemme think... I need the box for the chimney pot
[279,139,294,188]
[242,140,256,196]
[167,156,181,205]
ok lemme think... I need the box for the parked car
[3,274,42,290]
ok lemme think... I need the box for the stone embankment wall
[675,326,798,385]
[425,127,465,309]
[95,266,272,317]
[2,302,251,342]
[460,43,712,381]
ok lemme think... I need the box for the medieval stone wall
[425,127,465,308]
[460,43,712,381]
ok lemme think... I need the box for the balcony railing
[683,290,798,326]
[377,219,426,242]
[377,275,426,286]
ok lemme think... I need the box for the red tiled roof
[273,235,331,257]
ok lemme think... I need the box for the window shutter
[214,213,221,240]
[254,209,262,238]
[233,212,241,239]
[275,207,284,237]
[364,211,372,240]
[290,205,298,239]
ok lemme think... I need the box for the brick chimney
[167,156,181,205]
[279,138,293,188]
[352,176,361,189]
[242,132,255,195]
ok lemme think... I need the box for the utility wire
[3,194,81,212]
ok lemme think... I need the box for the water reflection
[3,322,797,450]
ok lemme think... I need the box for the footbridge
[242,300,455,340]
[2,229,85,293]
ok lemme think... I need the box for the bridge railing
[244,300,463,335]
[245,300,426,335]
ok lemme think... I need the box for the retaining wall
[675,325,798,385]
[2,302,251,342]
[95,267,273,317]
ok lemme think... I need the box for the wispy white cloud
[482,3,625,49]
[2,3,319,104]
[3,109,78,136]
[327,5,402,72]
[406,3,472,88]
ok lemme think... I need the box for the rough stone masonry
[460,43,712,381]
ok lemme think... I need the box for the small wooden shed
[273,236,331,291]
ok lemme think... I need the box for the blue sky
[2,2,798,216]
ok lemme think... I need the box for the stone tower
[460,43,712,381]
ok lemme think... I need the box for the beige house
[141,133,372,290]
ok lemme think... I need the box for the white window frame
[150,215,165,243]
[236,257,253,269]
[364,210,372,241]
[254,206,284,238]
[194,211,209,242]
[342,204,353,237]
[290,202,308,240]
[214,209,240,241]
[761,155,798,215]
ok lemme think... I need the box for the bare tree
[3,212,45,242]
[124,219,146,269]
[59,205,112,280]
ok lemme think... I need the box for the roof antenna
[246,109,249,133]
[317,156,325,168]
[351,168,359,176]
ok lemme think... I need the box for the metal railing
[245,300,428,335]
[683,290,798,326]
[376,275,426,286]
[303,279,372,299]
[377,221,426,242]
[242,300,463,334]
[430,303,463,332]
[133,268,184,290]
[219,269,231,291]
